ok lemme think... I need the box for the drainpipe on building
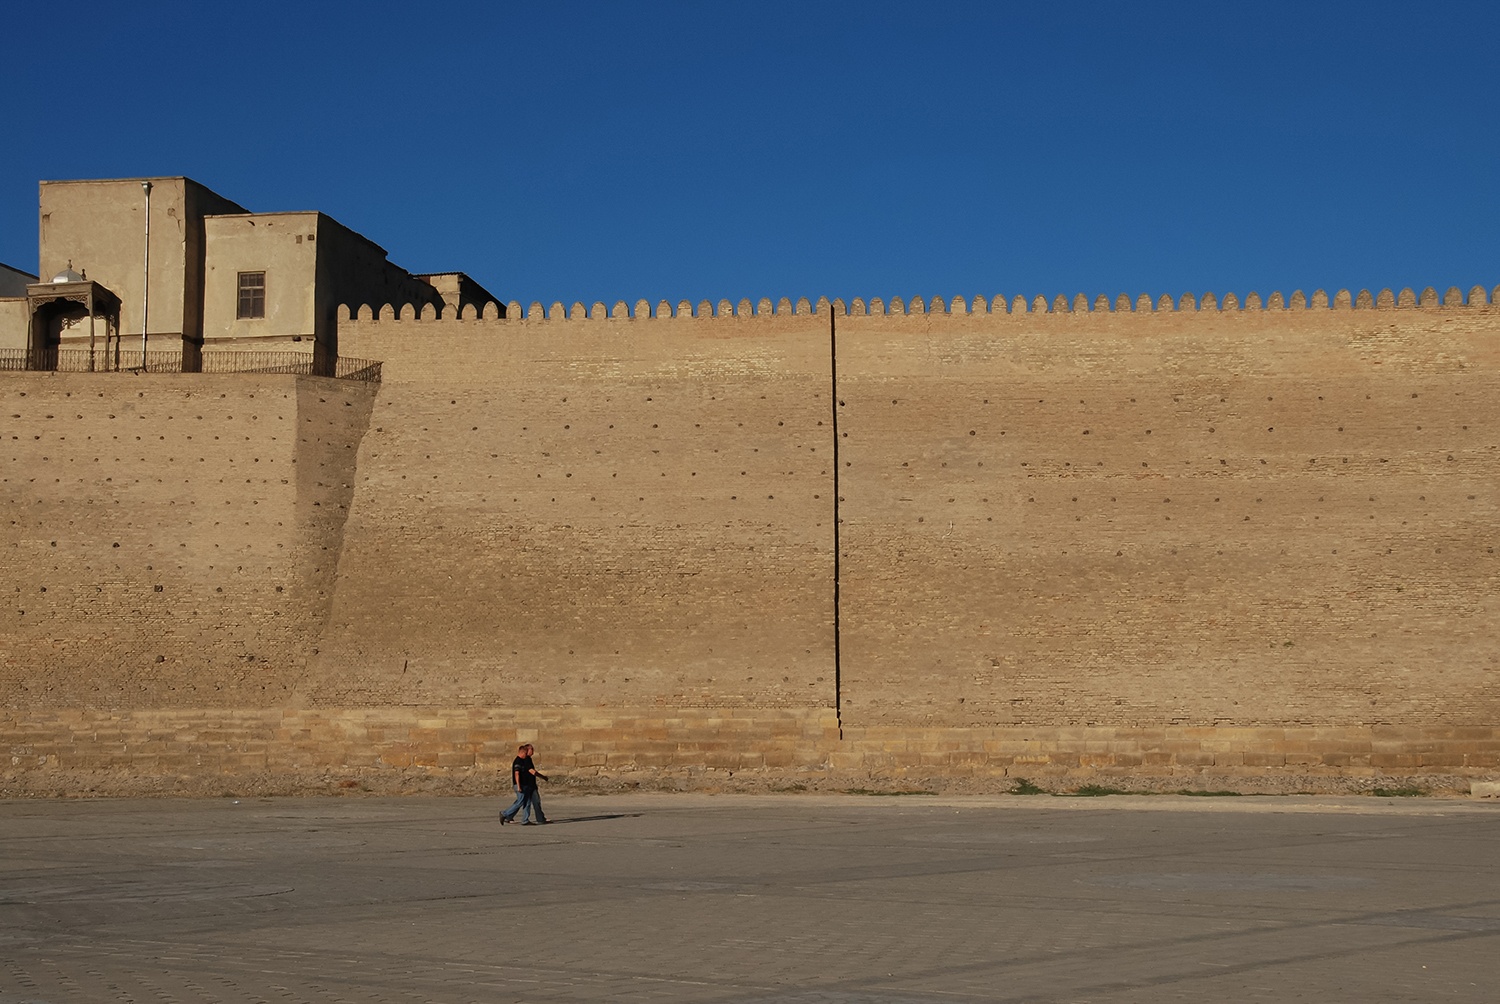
[140,181,152,370]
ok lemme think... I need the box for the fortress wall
[316,308,837,713]
[4,290,1500,794]
[0,373,374,710]
[836,302,1500,764]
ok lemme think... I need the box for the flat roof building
[1,176,500,372]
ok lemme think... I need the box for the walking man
[499,743,530,824]
[500,743,548,825]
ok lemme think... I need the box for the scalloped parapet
[335,276,1499,330]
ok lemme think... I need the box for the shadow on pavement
[499,813,644,826]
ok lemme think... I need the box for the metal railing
[0,349,381,383]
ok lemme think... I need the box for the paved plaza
[1,791,1497,1002]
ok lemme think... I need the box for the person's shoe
[521,821,536,825]
[498,814,507,825]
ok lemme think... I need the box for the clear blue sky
[4,1,1497,308]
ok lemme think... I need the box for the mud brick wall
[320,305,837,710]
[836,299,1500,733]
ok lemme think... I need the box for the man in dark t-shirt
[499,744,530,825]
[501,743,549,825]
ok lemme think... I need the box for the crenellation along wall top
[339,282,1500,324]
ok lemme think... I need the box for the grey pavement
[1,792,1498,1003]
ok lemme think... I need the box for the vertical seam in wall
[830,307,842,738]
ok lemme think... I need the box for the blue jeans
[501,786,544,823]
[501,786,529,822]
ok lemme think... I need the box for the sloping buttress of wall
[0,373,375,710]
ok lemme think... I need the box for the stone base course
[4,706,1496,797]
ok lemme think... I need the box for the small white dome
[51,263,84,283]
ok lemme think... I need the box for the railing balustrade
[0,349,381,383]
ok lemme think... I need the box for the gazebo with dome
[25,263,123,370]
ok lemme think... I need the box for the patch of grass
[1370,786,1427,798]
[842,788,937,796]
[1067,784,1136,797]
[1008,777,1047,795]
[1175,789,1243,797]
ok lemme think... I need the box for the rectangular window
[237,271,266,319]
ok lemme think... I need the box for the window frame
[236,271,266,319]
